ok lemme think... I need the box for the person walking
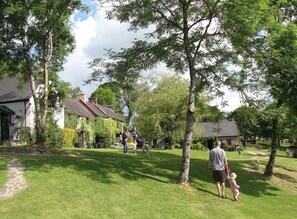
[122,128,129,154]
[208,140,229,198]
[132,127,140,142]
[145,141,150,158]
[228,172,240,201]
[141,137,146,153]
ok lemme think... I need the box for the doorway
[1,114,10,140]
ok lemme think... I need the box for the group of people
[208,140,240,201]
[122,127,150,158]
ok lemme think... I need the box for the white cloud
[60,6,242,112]
[59,7,148,98]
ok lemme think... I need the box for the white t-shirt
[209,147,226,171]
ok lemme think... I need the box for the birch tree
[0,0,86,145]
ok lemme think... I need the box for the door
[1,114,10,140]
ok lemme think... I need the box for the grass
[0,147,296,219]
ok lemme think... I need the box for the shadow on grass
[5,148,287,199]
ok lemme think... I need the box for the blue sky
[59,1,242,112]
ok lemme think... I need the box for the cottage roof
[64,99,125,122]
[199,121,238,138]
[0,77,32,103]
[97,105,125,122]
[64,99,95,118]
[84,102,108,118]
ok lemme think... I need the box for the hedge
[62,128,77,147]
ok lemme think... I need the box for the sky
[59,0,242,112]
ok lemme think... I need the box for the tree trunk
[264,118,278,176]
[243,135,247,149]
[31,30,53,146]
[264,101,280,176]
[178,77,197,185]
[36,116,46,145]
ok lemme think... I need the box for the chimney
[89,97,97,104]
[107,105,114,111]
[77,93,85,102]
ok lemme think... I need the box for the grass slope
[0,148,296,219]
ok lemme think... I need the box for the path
[245,151,269,160]
[0,159,28,200]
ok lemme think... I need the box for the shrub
[46,123,64,147]
[191,142,207,151]
[20,127,35,144]
[62,128,77,147]
[103,118,119,147]
[65,114,78,129]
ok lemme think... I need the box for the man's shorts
[213,170,226,183]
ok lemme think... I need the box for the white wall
[4,99,35,129]
[54,106,65,128]
[1,96,65,140]
[0,98,35,140]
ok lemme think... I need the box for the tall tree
[228,106,259,147]
[0,0,86,145]
[133,75,189,144]
[91,82,122,114]
[224,0,297,176]
[91,0,237,185]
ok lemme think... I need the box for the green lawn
[0,147,296,219]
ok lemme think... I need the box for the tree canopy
[0,0,86,145]
[91,0,243,185]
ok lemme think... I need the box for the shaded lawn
[0,148,296,219]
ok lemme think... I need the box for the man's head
[214,140,221,148]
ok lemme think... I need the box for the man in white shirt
[208,140,229,198]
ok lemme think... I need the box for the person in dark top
[122,128,129,154]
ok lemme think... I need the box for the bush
[20,127,35,144]
[191,142,206,151]
[62,128,77,147]
[174,143,181,149]
[46,122,64,148]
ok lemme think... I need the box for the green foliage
[133,75,188,142]
[79,118,94,147]
[0,0,87,145]
[103,118,119,147]
[91,83,121,113]
[58,80,82,100]
[229,106,259,139]
[62,128,77,147]
[45,122,64,148]
[64,114,121,148]
[190,142,207,151]
[65,113,78,129]
[94,117,105,137]
[265,23,297,111]
[20,127,35,145]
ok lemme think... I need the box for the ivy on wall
[64,112,122,147]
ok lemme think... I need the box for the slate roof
[84,102,108,118]
[64,99,95,118]
[199,121,238,138]
[0,77,32,103]
[64,99,124,122]
[98,105,125,122]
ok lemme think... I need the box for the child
[228,172,240,201]
[145,141,150,158]
[133,141,137,155]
